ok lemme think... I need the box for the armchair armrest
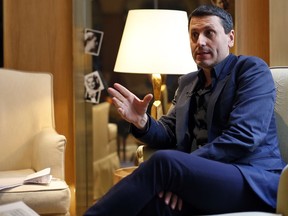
[136,145,158,165]
[136,145,177,165]
[276,164,288,215]
[32,128,67,179]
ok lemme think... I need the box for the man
[85,4,286,215]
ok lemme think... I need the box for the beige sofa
[92,102,120,200]
[0,69,71,215]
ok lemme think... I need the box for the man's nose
[197,34,207,47]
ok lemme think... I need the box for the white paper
[0,168,51,191]
[24,168,52,184]
[0,201,39,216]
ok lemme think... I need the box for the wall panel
[235,0,269,64]
[3,0,75,214]
[269,0,288,66]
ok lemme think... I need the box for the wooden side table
[113,166,138,184]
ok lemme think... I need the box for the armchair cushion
[0,169,70,215]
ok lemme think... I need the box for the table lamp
[114,9,198,119]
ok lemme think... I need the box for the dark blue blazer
[134,54,286,208]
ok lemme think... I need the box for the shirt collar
[197,54,233,89]
[213,54,233,79]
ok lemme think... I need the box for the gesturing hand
[158,191,183,211]
[107,83,153,129]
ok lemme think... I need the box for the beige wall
[269,0,288,66]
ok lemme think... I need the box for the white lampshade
[114,9,198,74]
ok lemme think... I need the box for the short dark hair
[188,5,233,34]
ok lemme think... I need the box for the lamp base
[151,73,163,120]
[151,100,163,120]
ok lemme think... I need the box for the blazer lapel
[207,55,238,135]
[207,75,231,132]
[176,74,199,151]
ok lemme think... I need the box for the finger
[142,94,153,105]
[108,87,126,103]
[114,83,136,99]
[170,194,178,210]
[117,107,126,119]
[111,96,123,109]
[178,198,183,211]
[164,191,172,205]
[110,98,129,120]
[158,191,164,198]
[107,87,117,97]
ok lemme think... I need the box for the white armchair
[0,69,71,215]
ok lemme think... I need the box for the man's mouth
[196,49,211,55]
[195,51,211,58]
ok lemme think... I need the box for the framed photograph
[84,28,104,56]
[84,71,105,104]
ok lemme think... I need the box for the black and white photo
[84,28,104,56]
[84,71,104,104]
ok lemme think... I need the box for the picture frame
[84,28,104,56]
[84,71,105,104]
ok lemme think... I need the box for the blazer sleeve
[131,72,198,150]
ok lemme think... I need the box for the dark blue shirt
[190,55,232,150]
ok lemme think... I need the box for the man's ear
[228,30,235,48]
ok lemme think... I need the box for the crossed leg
[85,150,273,216]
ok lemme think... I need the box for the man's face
[189,15,234,71]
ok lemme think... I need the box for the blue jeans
[84,150,274,216]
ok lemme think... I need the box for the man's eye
[206,30,215,37]
[191,32,198,40]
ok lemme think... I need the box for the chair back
[271,67,288,215]
[92,102,110,159]
[270,67,288,163]
[0,69,54,171]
